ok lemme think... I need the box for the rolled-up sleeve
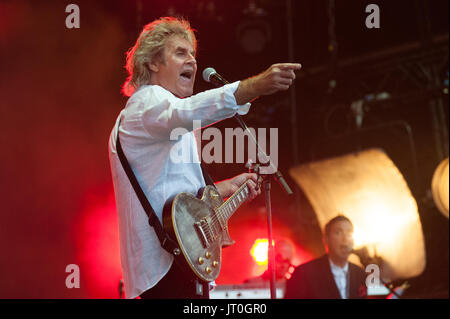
[141,81,250,139]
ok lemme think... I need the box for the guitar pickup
[194,220,210,248]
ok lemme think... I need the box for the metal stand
[204,72,294,299]
[263,178,277,299]
[236,113,293,299]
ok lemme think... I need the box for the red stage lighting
[250,238,270,266]
[74,190,122,298]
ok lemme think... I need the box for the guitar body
[163,185,235,282]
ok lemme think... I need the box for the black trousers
[140,262,210,299]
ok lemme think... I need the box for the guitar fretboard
[207,181,251,237]
[220,181,250,219]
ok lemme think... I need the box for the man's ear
[147,60,159,73]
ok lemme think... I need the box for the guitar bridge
[194,219,210,248]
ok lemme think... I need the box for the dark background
[0,0,447,298]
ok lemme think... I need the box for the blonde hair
[122,17,197,97]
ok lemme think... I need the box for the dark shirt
[284,255,367,299]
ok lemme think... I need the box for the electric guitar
[162,180,257,282]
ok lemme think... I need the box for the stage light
[431,157,449,218]
[75,192,122,298]
[250,238,269,265]
[236,19,271,54]
[289,148,426,281]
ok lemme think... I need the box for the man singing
[108,17,301,299]
[284,215,367,299]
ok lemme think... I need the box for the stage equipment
[204,67,293,299]
[289,148,426,281]
[251,239,271,265]
[431,157,449,218]
[210,282,285,299]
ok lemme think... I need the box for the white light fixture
[431,157,449,218]
[289,148,426,282]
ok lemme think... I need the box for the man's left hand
[215,173,261,201]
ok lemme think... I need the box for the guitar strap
[200,161,215,187]
[115,125,215,266]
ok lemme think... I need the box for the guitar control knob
[198,257,204,265]
[205,251,211,259]
[205,266,212,274]
[212,261,218,268]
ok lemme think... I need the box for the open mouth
[180,70,193,81]
[340,245,352,254]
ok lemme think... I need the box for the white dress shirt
[108,81,249,298]
[329,258,349,299]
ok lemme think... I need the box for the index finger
[275,63,302,71]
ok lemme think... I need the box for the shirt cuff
[224,81,251,115]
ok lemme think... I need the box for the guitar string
[209,182,247,233]
[192,183,250,245]
[207,181,251,238]
[204,186,244,243]
[217,182,249,225]
[201,180,251,244]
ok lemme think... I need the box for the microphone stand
[206,71,293,299]
[234,113,292,299]
[353,248,404,299]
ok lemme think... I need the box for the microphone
[352,246,383,267]
[202,67,230,86]
[202,67,293,195]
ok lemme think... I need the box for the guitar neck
[217,180,251,221]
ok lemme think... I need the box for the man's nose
[187,53,197,66]
[344,236,353,245]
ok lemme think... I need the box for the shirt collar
[329,257,349,273]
